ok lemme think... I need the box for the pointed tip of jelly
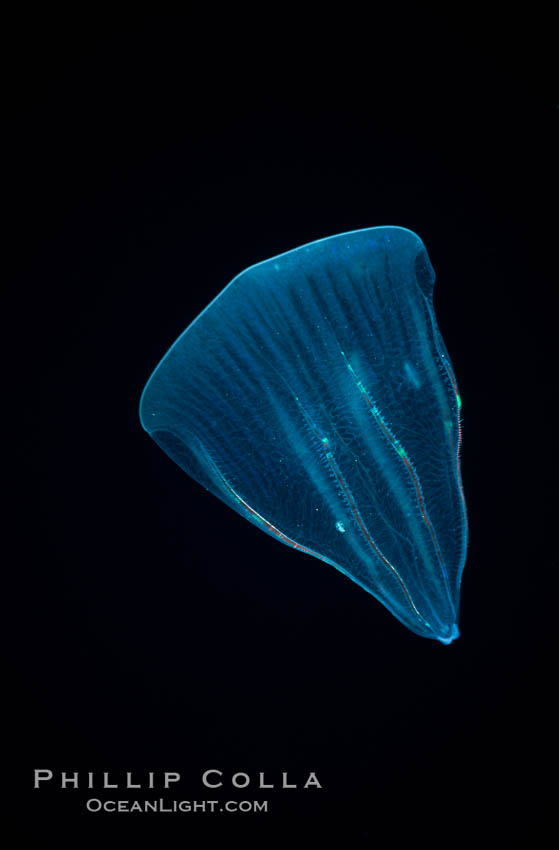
[436,623,460,645]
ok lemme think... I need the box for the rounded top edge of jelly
[245,225,425,271]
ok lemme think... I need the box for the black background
[11,7,556,843]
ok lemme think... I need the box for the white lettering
[126,772,141,789]
[202,769,223,788]
[34,769,53,788]
[259,772,274,788]
[61,772,79,789]
[232,772,250,788]
[282,772,296,789]
[304,772,322,789]
[103,772,118,789]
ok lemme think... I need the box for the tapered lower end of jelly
[436,623,460,645]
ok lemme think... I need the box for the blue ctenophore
[140,227,467,644]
